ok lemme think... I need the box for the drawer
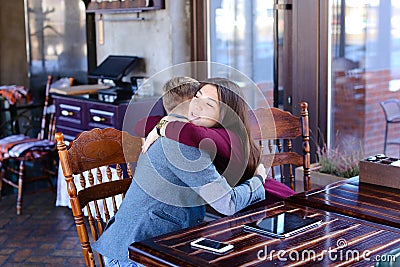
[56,103,84,127]
[88,107,117,128]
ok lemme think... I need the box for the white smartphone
[190,237,234,254]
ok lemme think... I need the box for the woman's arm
[141,120,242,165]
[132,116,163,137]
[164,122,235,160]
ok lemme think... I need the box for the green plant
[316,144,363,178]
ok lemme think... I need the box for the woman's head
[188,78,247,129]
[188,83,221,127]
[189,77,261,184]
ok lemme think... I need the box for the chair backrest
[55,128,143,267]
[39,75,56,141]
[250,102,310,191]
[380,99,400,122]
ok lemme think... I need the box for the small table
[287,177,400,228]
[128,202,400,266]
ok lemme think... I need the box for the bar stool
[380,99,400,155]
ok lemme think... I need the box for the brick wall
[333,69,400,158]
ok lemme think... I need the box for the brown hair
[162,77,200,113]
[198,78,261,186]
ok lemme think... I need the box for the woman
[93,77,266,267]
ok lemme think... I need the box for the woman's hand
[141,127,160,153]
[255,163,267,183]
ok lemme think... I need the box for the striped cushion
[8,140,56,158]
[0,134,37,159]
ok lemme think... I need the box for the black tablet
[243,212,322,238]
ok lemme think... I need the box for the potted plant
[315,143,362,178]
[295,141,364,190]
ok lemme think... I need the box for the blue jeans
[103,256,146,267]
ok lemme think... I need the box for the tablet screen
[244,212,322,238]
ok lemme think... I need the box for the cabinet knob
[61,110,74,116]
[92,115,106,122]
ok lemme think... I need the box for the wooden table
[287,177,400,229]
[129,202,400,266]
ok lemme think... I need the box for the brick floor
[0,191,85,266]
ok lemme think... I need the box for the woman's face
[188,84,221,127]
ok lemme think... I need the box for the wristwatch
[156,119,168,136]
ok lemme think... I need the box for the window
[208,0,275,107]
[329,0,400,157]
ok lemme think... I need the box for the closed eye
[195,90,203,98]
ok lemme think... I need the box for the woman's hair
[198,77,261,185]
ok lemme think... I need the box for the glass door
[329,0,400,157]
[208,0,276,108]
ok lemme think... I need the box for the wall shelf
[86,0,165,14]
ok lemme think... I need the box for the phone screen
[196,239,227,249]
[190,238,233,253]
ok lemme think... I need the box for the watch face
[156,120,167,129]
[156,120,168,136]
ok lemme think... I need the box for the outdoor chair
[56,127,142,267]
[380,99,400,155]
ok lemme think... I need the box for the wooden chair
[250,102,310,191]
[380,99,400,155]
[0,75,57,214]
[55,127,143,267]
